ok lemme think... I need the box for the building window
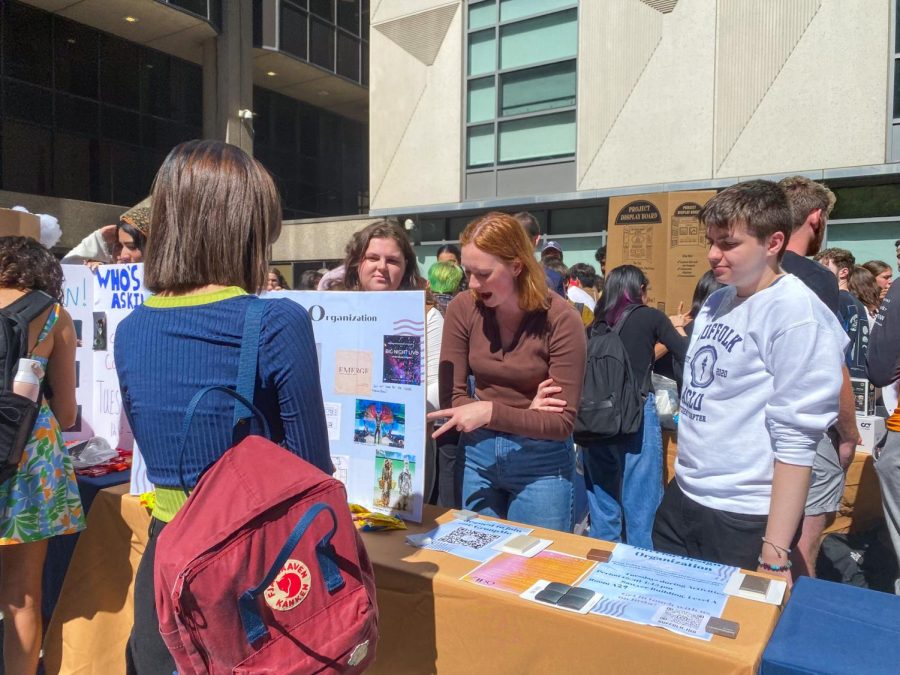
[0,1,203,204]
[464,0,577,170]
[275,0,368,87]
[892,1,900,161]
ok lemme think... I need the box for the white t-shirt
[675,274,848,514]
[567,285,595,307]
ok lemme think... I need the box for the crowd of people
[0,139,897,673]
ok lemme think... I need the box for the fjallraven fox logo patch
[264,559,311,611]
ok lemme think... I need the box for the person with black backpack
[578,265,687,550]
[0,236,81,675]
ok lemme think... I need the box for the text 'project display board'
[61,264,149,448]
[267,291,427,523]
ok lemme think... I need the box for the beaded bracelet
[757,556,792,572]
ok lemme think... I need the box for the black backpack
[573,305,645,444]
[0,291,56,484]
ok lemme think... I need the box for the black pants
[126,517,177,675]
[652,480,769,570]
[436,430,462,509]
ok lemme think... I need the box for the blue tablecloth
[761,576,900,674]
[42,470,131,619]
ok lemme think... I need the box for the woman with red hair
[428,212,586,531]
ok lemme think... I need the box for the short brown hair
[814,247,855,272]
[777,176,836,232]
[699,180,792,259]
[341,220,423,291]
[0,236,63,302]
[144,140,281,294]
[460,212,549,312]
[513,211,541,240]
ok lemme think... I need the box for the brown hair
[460,212,549,312]
[848,265,881,315]
[341,220,423,291]
[513,211,541,240]
[699,180,792,259]
[777,176,836,233]
[0,236,63,302]
[144,140,281,294]
[862,260,891,277]
[814,247,855,272]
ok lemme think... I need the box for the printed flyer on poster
[61,263,149,450]
[267,291,427,522]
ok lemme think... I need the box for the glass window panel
[2,122,52,195]
[3,3,53,86]
[102,106,141,143]
[141,52,172,118]
[3,81,53,126]
[106,142,145,205]
[500,60,575,116]
[54,19,99,99]
[310,18,335,70]
[467,77,496,123]
[500,0,574,22]
[100,35,140,109]
[53,133,94,201]
[361,42,369,85]
[281,4,308,60]
[498,111,575,164]
[337,0,360,34]
[499,9,577,70]
[448,216,474,239]
[467,29,496,76]
[182,64,204,127]
[337,33,360,81]
[894,58,900,119]
[549,206,608,235]
[55,94,99,136]
[168,0,210,18]
[896,3,900,53]
[467,124,495,167]
[469,1,497,30]
[418,217,446,242]
[310,0,334,21]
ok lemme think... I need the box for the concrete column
[202,0,254,153]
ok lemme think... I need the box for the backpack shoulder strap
[232,298,265,426]
[612,304,643,335]
[3,291,56,325]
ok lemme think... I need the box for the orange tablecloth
[664,432,883,535]
[44,484,148,675]
[364,506,782,675]
[42,485,782,674]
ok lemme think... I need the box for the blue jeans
[460,428,575,533]
[582,395,663,549]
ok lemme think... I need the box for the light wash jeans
[459,428,575,533]
[582,395,663,550]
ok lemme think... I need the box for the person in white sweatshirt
[652,180,847,586]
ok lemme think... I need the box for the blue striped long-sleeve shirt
[115,288,331,488]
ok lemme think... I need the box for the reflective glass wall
[0,1,203,206]
[253,86,368,219]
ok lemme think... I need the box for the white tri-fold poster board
[61,264,150,449]
[268,291,427,523]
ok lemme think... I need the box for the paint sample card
[334,350,373,395]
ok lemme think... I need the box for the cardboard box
[0,208,40,240]
[850,378,876,417]
[606,191,716,314]
[857,414,886,454]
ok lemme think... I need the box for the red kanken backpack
[153,301,378,673]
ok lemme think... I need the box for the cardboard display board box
[0,208,40,239]
[607,191,717,314]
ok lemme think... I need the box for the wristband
[757,556,792,572]
[761,537,791,556]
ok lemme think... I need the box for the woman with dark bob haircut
[0,237,80,675]
[581,264,687,549]
[115,140,331,674]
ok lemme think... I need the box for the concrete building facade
[368,0,900,273]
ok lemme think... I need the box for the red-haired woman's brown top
[438,291,586,441]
